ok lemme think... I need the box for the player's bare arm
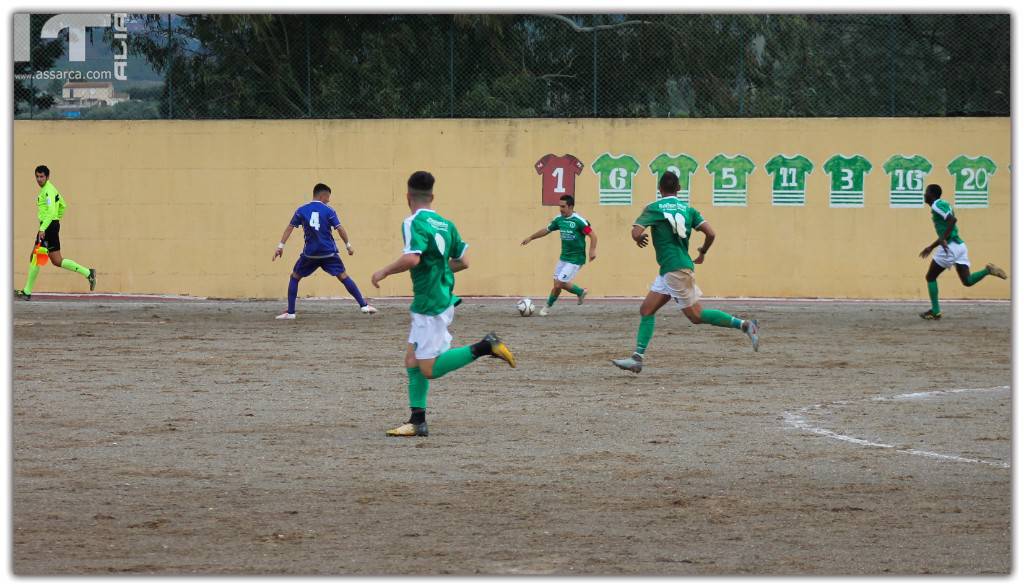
[521,227,551,246]
[371,253,421,287]
[336,225,354,255]
[631,224,649,248]
[920,215,956,258]
[587,228,598,261]
[273,225,296,260]
[449,252,469,273]
[694,222,715,265]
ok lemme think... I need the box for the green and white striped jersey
[705,154,755,207]
[947,155,996,209]
[883,154,932,208]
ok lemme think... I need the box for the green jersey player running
[918,183,1006,320]
[612,172,759,374]
[520,194,597,315]
[372,171,517,437]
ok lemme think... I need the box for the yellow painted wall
[12,118,1010,300]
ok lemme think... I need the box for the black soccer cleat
[87,269,97,292]
[919,309,942,320]
[13,289,31,301]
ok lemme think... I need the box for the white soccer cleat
[360,305,378,314]
[744,319,760,351]
[611,353,643,374]
[275,312,296,320]
[539,306,550,316]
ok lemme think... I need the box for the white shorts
[408,305,455,360]
[650,269,703,308]
[932,241,970,269]
[553,260,582,283]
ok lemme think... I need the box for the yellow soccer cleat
[483,332,516,368]
[386,422,428,437]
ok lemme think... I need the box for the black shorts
[41,221,61,252]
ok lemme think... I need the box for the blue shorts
[293,254,346,278]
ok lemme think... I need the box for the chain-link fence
[14,13,1010,120]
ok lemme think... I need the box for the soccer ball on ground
[516,298,535,317]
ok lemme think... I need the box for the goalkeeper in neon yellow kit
[15,165,96,300]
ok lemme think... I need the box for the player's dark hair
[559,194,575,207]
[35,165,50,177]
[407,171,435,201]
[313,183,331,196]
[659,171,680,194]
[925,184,942,198]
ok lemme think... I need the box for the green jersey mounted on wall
[649,153,699,205]
[883,154,932,208]
[947,155,997,209]
[823,154,872,208]
[591,153,640,206]
[764,154,813,206]
[705,154,755,207]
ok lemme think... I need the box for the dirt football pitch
[11,297,1011,575]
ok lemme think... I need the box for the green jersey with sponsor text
[402,209,468,316]
[547,213,591,265]
[929,199,962,245]
[634,197,705,274]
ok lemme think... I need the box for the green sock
[927,280,940,314]
[430,346,477,379]
[60,258,90,277]
[700,308,744,329]
[23,261,40,295]
[636,314,655,355]
[547,291,560,307]
[407,367,429,409]
[568,284,585,296]
[966,269,989,286]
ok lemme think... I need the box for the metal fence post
[166,14,173,119]
[592,16,598,117]
[449,16,455,118]
[889,15,897,116]
[305,15,312,118]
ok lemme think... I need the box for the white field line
[782,386,1011,469]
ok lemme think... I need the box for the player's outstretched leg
[387,367,430,437]
[429,333,516,379]
[58,258,91,284]
[687,306,760,351]
[276,274,300,319]
[337,274,376,314]
[985,263,1008,280]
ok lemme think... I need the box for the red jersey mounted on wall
[535,154,584,206]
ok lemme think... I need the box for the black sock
[410,408,426,425]
[469,339,491,358]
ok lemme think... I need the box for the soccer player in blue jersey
[272,183,376,318]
